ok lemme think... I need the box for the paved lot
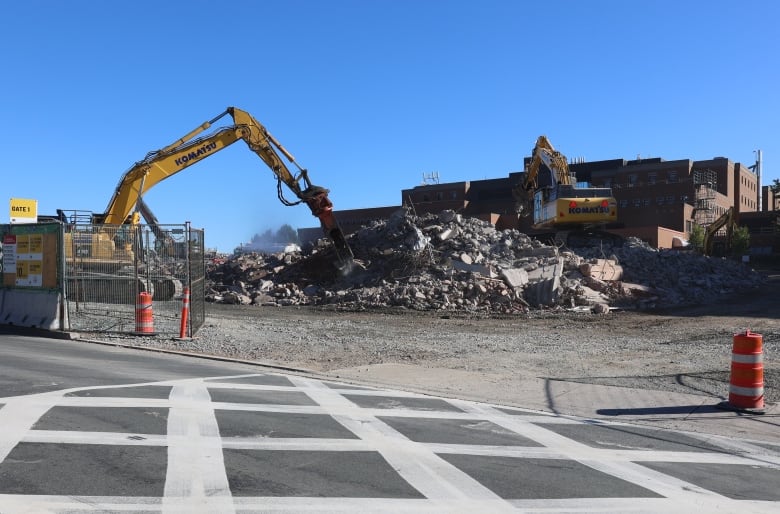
[1,371,779,513]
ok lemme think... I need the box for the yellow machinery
[96,106,352,265]
[703,207,736,256]
[513,136,619,245]
[59,107,354,300]
[62,107,352,261]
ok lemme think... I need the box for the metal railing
[63,222,205,337]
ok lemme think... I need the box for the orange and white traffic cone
[178,287,190,339]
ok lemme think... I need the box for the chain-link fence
[63,222,205,337]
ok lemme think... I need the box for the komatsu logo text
[175,142,218,166]
[569,206,611,214]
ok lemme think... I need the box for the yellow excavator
[100,106,351,262]
[60,107,354,300]
[703,207,736,256]
[513,135,619,246]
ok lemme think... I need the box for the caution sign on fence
[10,234,42,286]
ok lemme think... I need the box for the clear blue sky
[1,0,777,252]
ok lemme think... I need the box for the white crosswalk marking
[0,372,777,513]
[163,380,234,513]
[288,375,516,511]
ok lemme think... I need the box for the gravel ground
[92,269,780,406]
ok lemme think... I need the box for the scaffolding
[693,169,717,228]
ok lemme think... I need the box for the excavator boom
[100,107,353,268]
[703,207,736,256]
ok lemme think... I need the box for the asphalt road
[0,331,778,513]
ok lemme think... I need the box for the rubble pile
[206,208,764,314]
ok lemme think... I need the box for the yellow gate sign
[10,198,38,224]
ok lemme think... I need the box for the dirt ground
[190,268,779,409]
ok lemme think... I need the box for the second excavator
[513,135,619,246]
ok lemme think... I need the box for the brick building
[300,154,777,252]
[763,185,779,212]
[572,156,759,247]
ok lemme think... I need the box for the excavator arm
[703,207,735,256]
[99,107,353,269]
[523,135,573,191]
[227,108,353,265]
[513,135,573,215]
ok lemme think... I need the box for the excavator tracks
[66,272,183,304]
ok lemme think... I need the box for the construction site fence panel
[63,222,205,337]
[0,223,66,329]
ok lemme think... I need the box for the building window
[450,191,458,200]
[643,198,650,206]
[619,199,628,208]
[628,174,638,187]
[436,192,443,201]
[656,196,664,205]
[633,198,641,207]
[647,173,657,185]
[668,170,678,183]
[666,195,674,204]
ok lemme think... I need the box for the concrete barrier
[0,289,67,330]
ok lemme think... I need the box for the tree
[243,224,300,253]
[275,224,299,244]
[731,225,750,257]
[689,224,705,252]
[251,229,274,245]
[771,179,780,211]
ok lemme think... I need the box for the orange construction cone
[178,287,190,339]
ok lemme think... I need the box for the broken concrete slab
[500,268,529,289]
[580,259,624,281]
[524,274,561,307]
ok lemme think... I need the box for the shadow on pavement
[597,405,725,416]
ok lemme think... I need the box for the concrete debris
[579,259,624,281]
[206,207,764,314]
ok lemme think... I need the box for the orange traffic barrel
[727,330,764,411]
[135,292,154,335]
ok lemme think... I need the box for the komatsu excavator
[513,136,619,246]
[102,107,351,262]
[61,107,354,300]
